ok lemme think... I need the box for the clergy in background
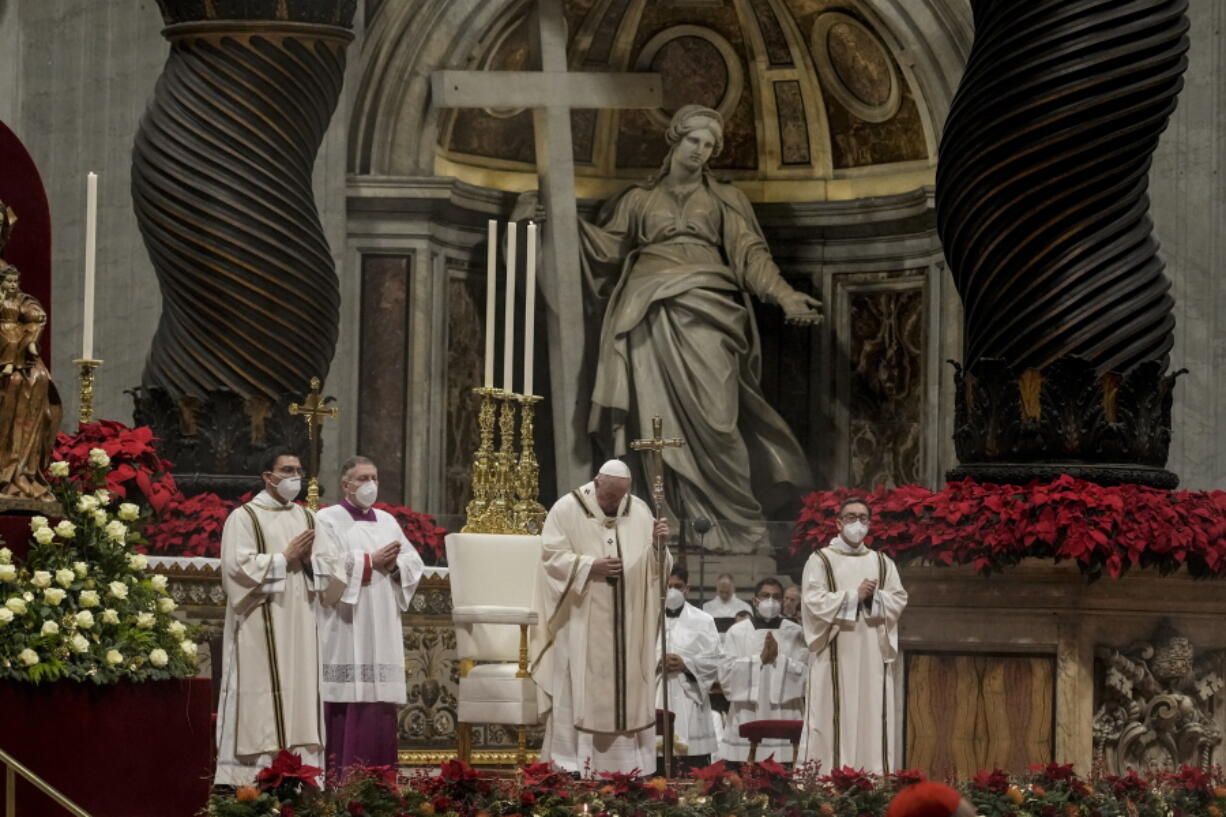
[798,498,908,773]
[315,456,425,770]
[657,563,722,769]
[717,576,808,763]
[530,459,671,774]
[215,453,340,786]
[702,572,753,635]
[782,583,802,625]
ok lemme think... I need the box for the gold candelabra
[462,387,546,535]
[73,358,102,426]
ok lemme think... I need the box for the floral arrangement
[793,476,1226,579]
[205,756,1226,817]
[0,447,202,683]
[54,421,449,564]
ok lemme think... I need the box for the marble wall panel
[444,272,484,516]
[358,255,410,502]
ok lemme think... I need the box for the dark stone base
[948,462,1179,490]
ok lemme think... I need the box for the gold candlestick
[462,387,499,533]
[73,358,102,427]
[513,394,547,534]
[485,391,518,534]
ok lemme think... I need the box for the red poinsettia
[53,421,179,514]
[142,492,237,556]
[970,768,1011,794]
[825,766,875,793]
[374,502,448,565]
[520,761,570,797]
[691,760,743,795]
[256,750,322,792]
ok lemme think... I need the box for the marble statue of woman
[0,205,62,503]
[578,104,821,553]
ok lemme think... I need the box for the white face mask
[842,520,869,544]
[353,480,378,508]
[756,597,782,620]
[665,587,685,611]
[273,476,302,502]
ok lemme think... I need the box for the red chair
[738,719,803,763]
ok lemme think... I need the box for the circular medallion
[812,12,901,123]
[635,25,744,131]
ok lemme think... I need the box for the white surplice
[702,595,753,619]
[314,504,425,703]
[531,482,670,774]
[717,616,808,762]
[656,602,722,757]
[797,536,907,773]
[215,491,341,786]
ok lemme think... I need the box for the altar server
[215,452,341,786]
[530,459,671,774]
[798,497,908,773]
[702,572,752,634]
[657,563,722,768]
[315,456,425,770]
[717,576,808,762]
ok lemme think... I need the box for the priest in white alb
[315,455,424,770]
[530,459,671,774]
[717,576,808,762]
[797,498,908,773]
[658,563,722,768]
[215,452,342,786]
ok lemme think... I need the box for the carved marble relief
[1094,625,1225,773]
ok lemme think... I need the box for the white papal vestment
[797,537,907,773]
[531,482,669,774]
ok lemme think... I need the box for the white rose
[75,610,94,629]
[0,608,12,624]
[88,448,111,468]
[69,634,90,653]
[157,597,176,613]
[117,503,140,521]
[55,568,74,588]
[94,489,110,505]
[73,561,88,577]
[105,649,123,666]
[17,648,39,667]
[31,570,51,588]
[6,597,26,614]
[40,620,58,636]
[107,581,128,600]
[0,564,15,582]
[22,591,32,601]
[29,515,49,531]
[149,648,169,668]
[48,460,70,478]
[107,517,129,544]
[76,494,99,513]
[135,612,156,629]
[167,620,186,639]
[92,509,107,526]
[150,574,168,592]
[101,608,119,625]
[32,526,54,545]
[0,547,9,564]
[56,521,77,540]
[125,552,146,571]
[180,640,198,659]
[79,590,100,608]
[43,588,65,606]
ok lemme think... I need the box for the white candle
[82,172,98,361]
[483,220,497,388]
[523,222,537,397]
[502,222,517,393]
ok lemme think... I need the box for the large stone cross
[431,0,663,491]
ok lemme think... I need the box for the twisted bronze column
[937,0,1189,487]
[131,1,354,492]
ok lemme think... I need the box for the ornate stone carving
[1093,625,1224,773]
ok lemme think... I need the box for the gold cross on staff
[628,414,684,776]
[288,377,339,511]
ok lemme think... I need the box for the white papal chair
[445,532,542,766]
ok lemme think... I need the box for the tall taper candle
[484,220,497,388]
[503,221,517,393]
[523,222,537,397]
[82,171,98,361]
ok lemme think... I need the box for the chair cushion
[458,663,539,725]
[739,719,804,741]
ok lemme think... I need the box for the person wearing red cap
[886,782,977,817]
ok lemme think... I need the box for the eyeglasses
[273,466,305,477]
[839,513,870,523]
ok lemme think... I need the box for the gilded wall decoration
[1094,626,1225,773]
